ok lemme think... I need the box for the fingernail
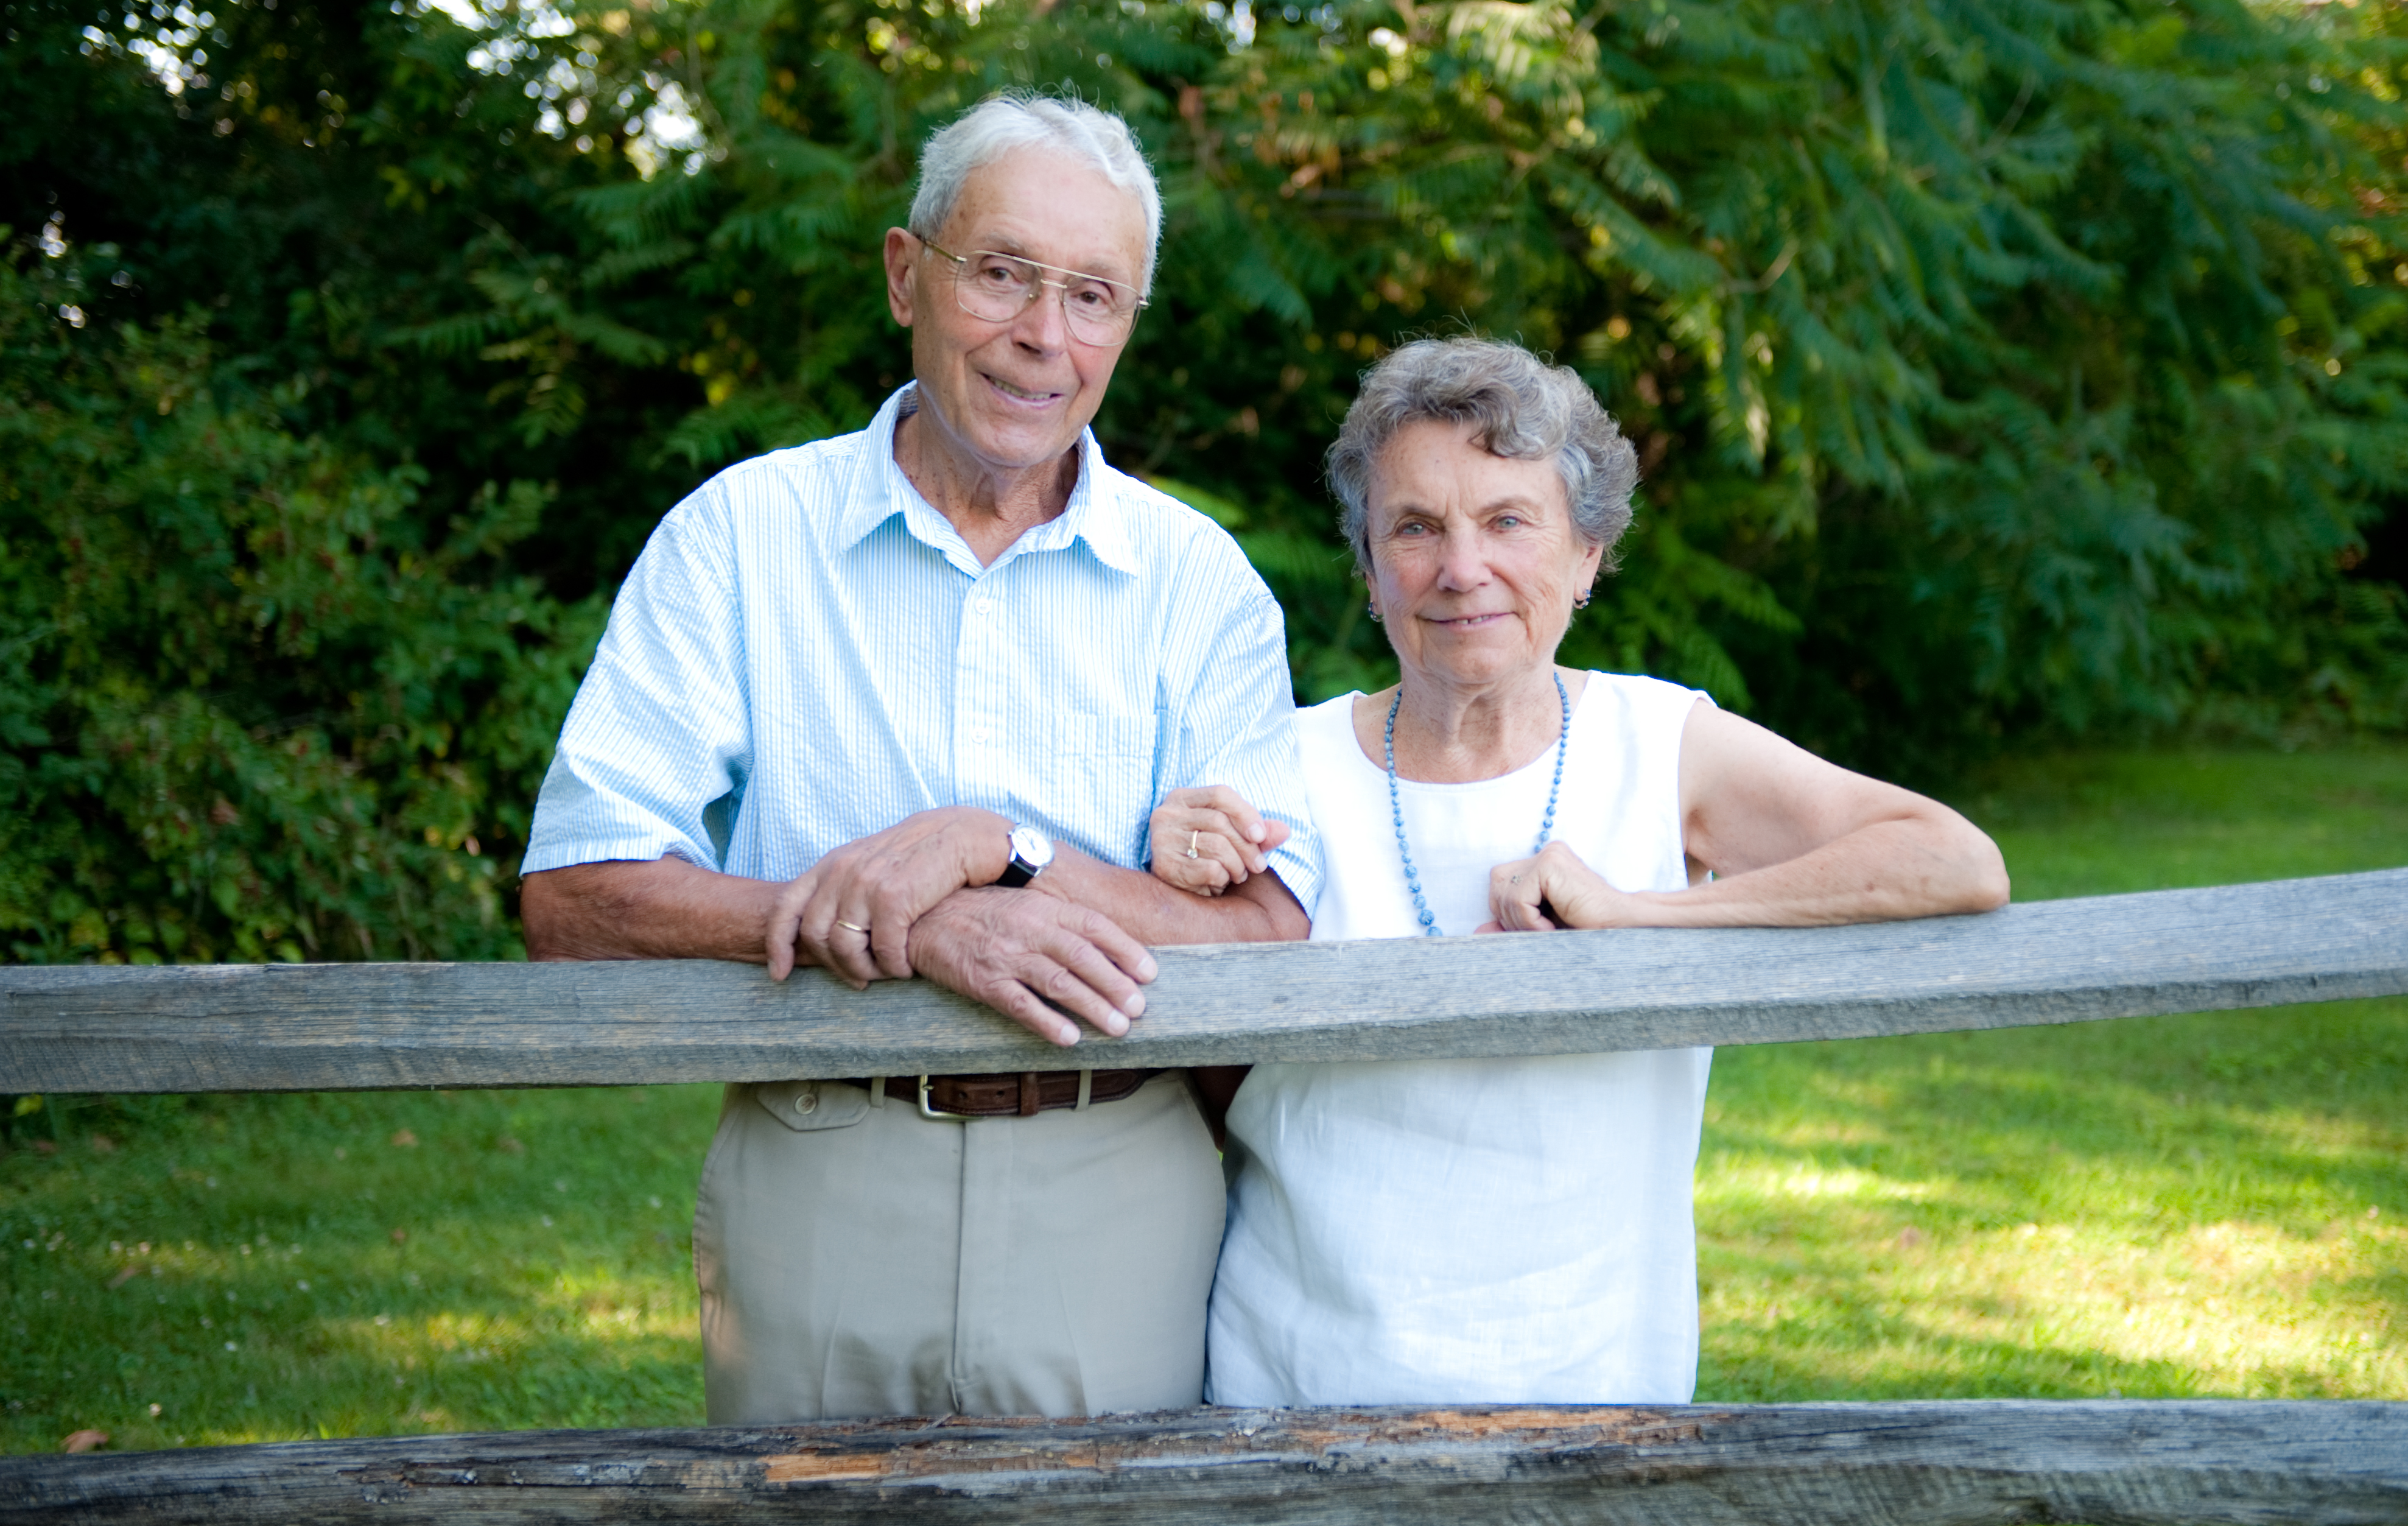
[1138,955,1159,982]
[1123,992,1146,1019]
[1105,1013,1130,1036]
[1059,1026,1080,1047]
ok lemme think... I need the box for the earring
[1367,603,1384,624]
[1574,590,1592,610]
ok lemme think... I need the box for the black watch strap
[997,823,1052,888]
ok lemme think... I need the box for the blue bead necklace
[1386,670,1570,937]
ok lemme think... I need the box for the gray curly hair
[909,94,1163,295]
[1328,337,1640,577]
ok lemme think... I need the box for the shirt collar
[836,384,1141,577]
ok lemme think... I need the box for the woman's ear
[1574,540,1605,598]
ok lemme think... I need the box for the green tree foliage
[0,251,602,962]
[376,0,2408,747]
[4,0,2405,961]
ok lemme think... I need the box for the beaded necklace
[1385,670,1570,937]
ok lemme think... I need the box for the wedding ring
[1185,829,1200,860]
[834,919,870,935]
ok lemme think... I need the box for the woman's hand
[1146,786,1291,896]
[1481,840,1640,932]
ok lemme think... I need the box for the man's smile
[983,371,1066,405]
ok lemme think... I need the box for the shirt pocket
[1002,711,1158,870]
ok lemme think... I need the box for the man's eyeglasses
[922,239,1148,347]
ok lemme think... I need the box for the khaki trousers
[694,1071,1224,1422]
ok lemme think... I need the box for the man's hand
[905,887,1159,1047]
[764,806,1014,986]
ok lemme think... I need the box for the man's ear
[883,228,919,328]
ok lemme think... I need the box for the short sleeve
[1157,543,1324,917]
[522,498,753,875]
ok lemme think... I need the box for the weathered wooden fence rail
[4,868,2406,1524]
[7,1401,2407,1525]
[5,868,2406,1093]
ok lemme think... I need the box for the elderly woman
[1149,337,2009,1406]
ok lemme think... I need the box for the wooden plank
[4,869,2404,1094]
[3,1401,2403,1524]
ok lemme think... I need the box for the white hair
[908,94,1163,295]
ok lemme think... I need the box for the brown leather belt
[846,1069,1162,1119]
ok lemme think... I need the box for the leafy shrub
[0,251,600,963]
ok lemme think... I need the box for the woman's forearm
[1615,815,2009,928]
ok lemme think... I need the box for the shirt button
[971,727,989,743]
[793,1091,818,1116]
[975,597,993,614]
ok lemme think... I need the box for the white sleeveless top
[1206,672,1715,1407]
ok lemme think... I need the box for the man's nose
[1009,281,1073,352]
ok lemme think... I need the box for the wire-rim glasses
[922,238,1148,346]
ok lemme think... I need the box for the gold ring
[1185,829,1200,860]
[834,919,869,935]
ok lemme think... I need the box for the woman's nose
[1434,529,1489,589]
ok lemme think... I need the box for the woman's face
[1364,418,1604,694]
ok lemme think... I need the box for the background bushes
[4,0,2406,962]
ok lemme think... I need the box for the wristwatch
[996,823,1054,888]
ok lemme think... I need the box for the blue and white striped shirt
[525,385,1323,914]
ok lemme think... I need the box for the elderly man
[519,96,1318,1423]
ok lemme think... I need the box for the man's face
[883,147,1150,477]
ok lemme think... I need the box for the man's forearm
[523,832,1306,977]
[521,857,785,962]
[1033,843,1307,945]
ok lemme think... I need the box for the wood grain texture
[4,1401,2404,1524]
[5,869,2404,1094]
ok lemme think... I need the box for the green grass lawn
[4,745,2404,1454]
[1,1086,721,1452]
[1696,744,2408,1402]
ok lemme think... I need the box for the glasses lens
[953,252,1037,323]
[1061,278,1139,344]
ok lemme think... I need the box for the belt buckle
[917,1075,971,1122]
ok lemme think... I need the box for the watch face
[1009,824,1055,870]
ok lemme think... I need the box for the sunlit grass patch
[1699,1001,2407,1401]
[1,1085,721,1452]
[1696,744,2408,1404]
